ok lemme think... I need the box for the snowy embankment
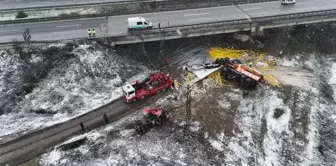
[0,43,150,137]
[0,7,98,21]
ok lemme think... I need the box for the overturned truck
[214,57,264,90]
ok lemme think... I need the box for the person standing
[158,23,161,29]
[80,122,85,132]
[88,29,91,38]
[92,29,96,38]
[103,113,109,124]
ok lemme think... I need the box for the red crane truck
[122,73,173,103]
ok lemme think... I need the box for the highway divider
[1,0,279,25]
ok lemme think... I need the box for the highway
[0,0,133,11]
[1,0,335,44]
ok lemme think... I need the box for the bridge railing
[110,9,336,43]
[157,0,279,11]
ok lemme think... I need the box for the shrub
[16,11,28,19]
[59,12,80,18]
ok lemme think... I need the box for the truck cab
[281,0,295,5]
[128,17,153,30]
[122,84,135,101]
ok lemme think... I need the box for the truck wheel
[245,78,252,90]
[141,96,145,100]
[251,80,258,90]
[240,75,246,87]
[219,58,225,65]
[132,98,137,103]
[221,68,228,80]
[162,88,166,91]
[157,90,160,94]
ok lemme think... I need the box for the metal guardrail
[110,9,336,43]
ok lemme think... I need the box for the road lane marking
[295,2,312,5]
[184,13,210,17]
[0,29,20,33]
[251,12,268,15]
[56,24,81,28]
[298,7,319,10]
[187,17,213,22]
[243,7,261,11]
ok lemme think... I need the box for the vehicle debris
[134,106,168,135]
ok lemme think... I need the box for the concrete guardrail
[108,9,336,44]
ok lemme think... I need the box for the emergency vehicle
[122,73,173,103]
[127,17,153,30]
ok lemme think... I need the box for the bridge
[1,0,336,45]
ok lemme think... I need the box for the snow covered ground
[0,43,150,137]
[0,7,98,21]
[39,47,336,166]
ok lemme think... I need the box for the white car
[282,0,295,5]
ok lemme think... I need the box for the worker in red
[144,106,164,121]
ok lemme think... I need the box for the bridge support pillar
[251,26,264,36]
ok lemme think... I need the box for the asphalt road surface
[0,0,133,11]
[1,0,335,44]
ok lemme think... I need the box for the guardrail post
[251,26,256,35]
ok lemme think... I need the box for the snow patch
[189,121,201,132]
[329,63,336,100]
[120,129,134,137]
[217,99,231,109]
[278,58,299,67]
[263,91,292,166]
[0,7,98,21]
[209,139,224,151]
[87,132,104,141]
[41,149,62,165]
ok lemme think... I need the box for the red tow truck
[122,73,173,103]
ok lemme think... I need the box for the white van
[127,17,153,30]
[281,0,295,5]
